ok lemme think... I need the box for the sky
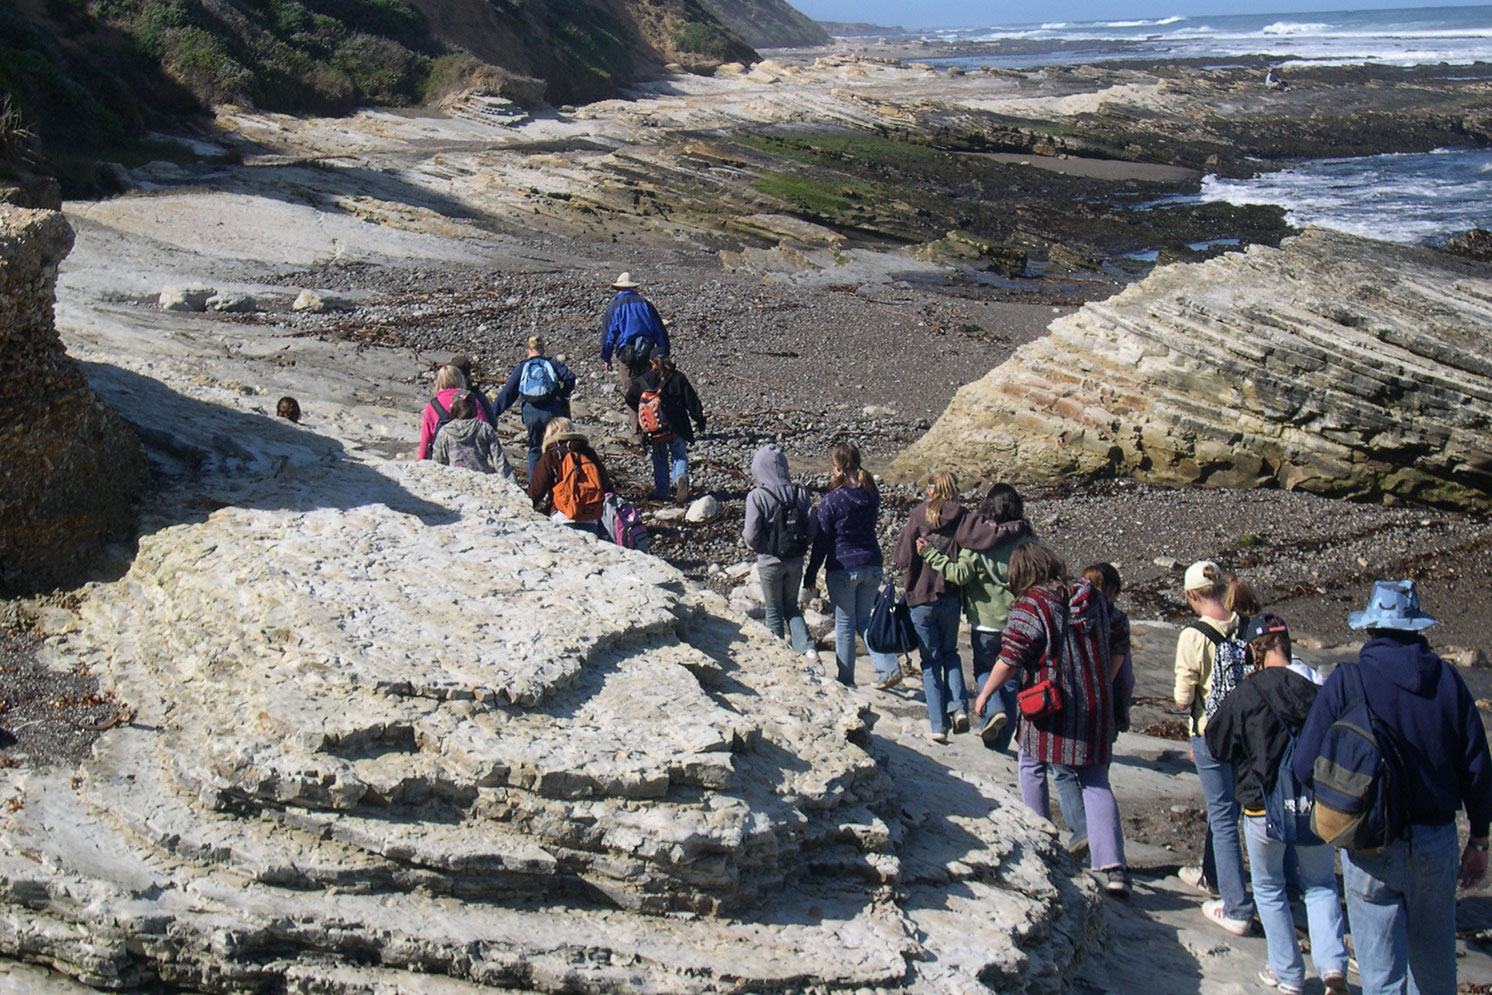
[789,0,1487,30]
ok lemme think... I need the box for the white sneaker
[1178,865,1215,895]
[1202,898,1253,937]
[803,648,821,666]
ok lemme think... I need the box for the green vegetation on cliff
[695,0,827,49]
[0,0,763,194]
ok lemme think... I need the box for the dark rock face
[0,204,147,595]
[1445,228,1492,263]
[894,227,1492,512]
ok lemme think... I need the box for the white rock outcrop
[893,228,1492,510]
[0,425,1097,992]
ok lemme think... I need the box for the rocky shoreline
[3,48,1492,994]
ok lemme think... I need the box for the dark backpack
[1310,663,1410,852]
[764,486,810,559]
[518,358,559,400]
[609,297,664,363]
[1189,616,1251,718]
[866,577,918,656]
[430,394,456,447]
[1259,694,1323,844]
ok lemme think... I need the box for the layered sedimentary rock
[0,204,147,594]
[0,402,1096,989]
[893,228,1492,511]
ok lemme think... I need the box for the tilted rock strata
[0,205,147,595]
[0,438,1098,990]
[893,228,1492,511]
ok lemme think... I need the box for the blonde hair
[1224,573,1261,615]
[542,416,578,450]
[527,334,546,354]
[435,364,468,391]
[830,442,877,496]
[924,471,959,529]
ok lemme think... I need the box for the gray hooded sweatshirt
[432,418,510,477]
[742,443,817,566]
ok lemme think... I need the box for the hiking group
[746,447,1489,995]
[401,270,1490,995]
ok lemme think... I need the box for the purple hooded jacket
[804,485,882,585]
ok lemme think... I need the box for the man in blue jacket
[1292,580,1491,995]
[599,272,670,440]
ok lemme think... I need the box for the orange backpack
[552,447,605,521]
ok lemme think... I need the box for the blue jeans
[1191,734,1255,920]
[758,559,812,655]
[971,630,1020,752]
[824,565,900,686]
[1051,764,1088,845]
[908,595,965,734]
[1342,821,1458,995]
[1244,816,1348,990]
[649,436,688,499]
[522,401,562,476]
[1017,752,1126,871]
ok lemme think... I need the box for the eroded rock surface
[893,228,1492,511]
[0,358,1097,990]
[0,205,147,594]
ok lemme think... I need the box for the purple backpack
[602,493,648,551]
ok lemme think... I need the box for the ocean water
[914,5,1492,245]
[1198,148,1492,246]
[923,5,1492,69]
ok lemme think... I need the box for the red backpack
[552,446,605,522]
[637,386,673,442]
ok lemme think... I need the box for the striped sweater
[1002,579,1129,767]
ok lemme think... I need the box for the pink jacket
[417,387,491,460]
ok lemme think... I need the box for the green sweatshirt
[920,541,1025,630]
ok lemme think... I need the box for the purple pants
[1017,750,1126,872]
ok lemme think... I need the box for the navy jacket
[600,291,670,363]
[804,485,883,585]
[1291,632,1492,837]
[493,356,576,417]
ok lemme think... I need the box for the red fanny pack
[1017,679,1063,720]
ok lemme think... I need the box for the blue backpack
[518,358,558,400]
[1260,696,1323,845]
[1309,663,1410,851]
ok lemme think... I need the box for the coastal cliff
[892,227,1492,511]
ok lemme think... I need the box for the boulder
[1444,227,1492,263]
[207,292,258,313]
[292,289,350,313]
[158,285,215,311]
[685,494,722,522]
[0,205,148,595]
[893,228,1492,512]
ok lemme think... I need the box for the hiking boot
[1322,972,1348,995]
[1178,865,1215,895]
[1256,966,1303,995]
[1202,898,1253,937]
[979,709,1009,744]
[872,672,903,691]
[951,710,970,734]
[925,730,948,745]
[673,474,690,505]
[1066,835,1090,861]
[1093,867,1130,897]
